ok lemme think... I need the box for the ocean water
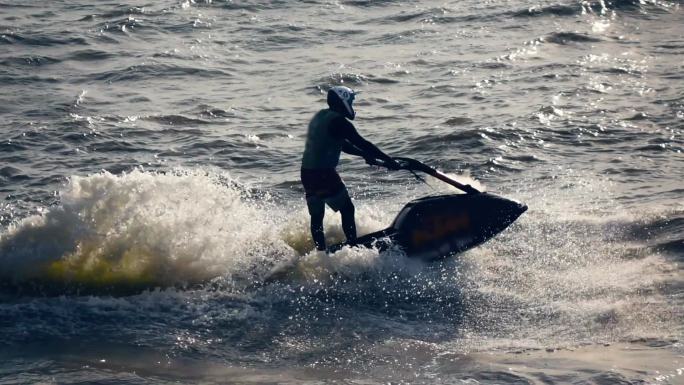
[0,0,683,383]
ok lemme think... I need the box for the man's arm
[333,118,399,168]
[341,141,365,157]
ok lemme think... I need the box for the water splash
[0,168,294,292]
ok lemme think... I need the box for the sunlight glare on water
[0,0,682,383]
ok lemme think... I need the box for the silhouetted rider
[301,86,400,251]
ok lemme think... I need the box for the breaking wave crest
[0,169,295,293]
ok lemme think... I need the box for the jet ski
[327,157,527,262]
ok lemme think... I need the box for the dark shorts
[300,168,350,213]
[300,168,345,198]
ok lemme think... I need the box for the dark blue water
[1,0,683,383]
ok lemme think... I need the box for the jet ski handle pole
[366,157,480,195]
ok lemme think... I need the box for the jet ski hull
[328,192,527,262]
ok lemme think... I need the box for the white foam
[0,168,296,287]
[450,170,680,351]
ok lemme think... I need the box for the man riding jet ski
[301,86,527,261]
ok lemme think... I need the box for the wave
[77,6,149,21]
[0,32,88,47]
[0,169,295,294]
[603,0,679,11]
[375,29,439,44]
[64,49,115,63]
[342,0,403,8]
[0,166,30,182]
[195,105,237,119]
[543,32,603,45]
[97,17,149,35]
[443,117,474,126]
[359,7,452,24]
[512,4,582,18]
[140,114,214,126]
[512,0,678,19]
[92,64,230,83]
[412,129,501,152]
[0,56,60,67]
[0,142,30,152]
[315,72,400,91]
[356,1,665,26]
[627,209,684,257]
[0,75,61,86]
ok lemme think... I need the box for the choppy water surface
[1,0,683,383]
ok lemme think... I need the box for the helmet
[327,86,356,120]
